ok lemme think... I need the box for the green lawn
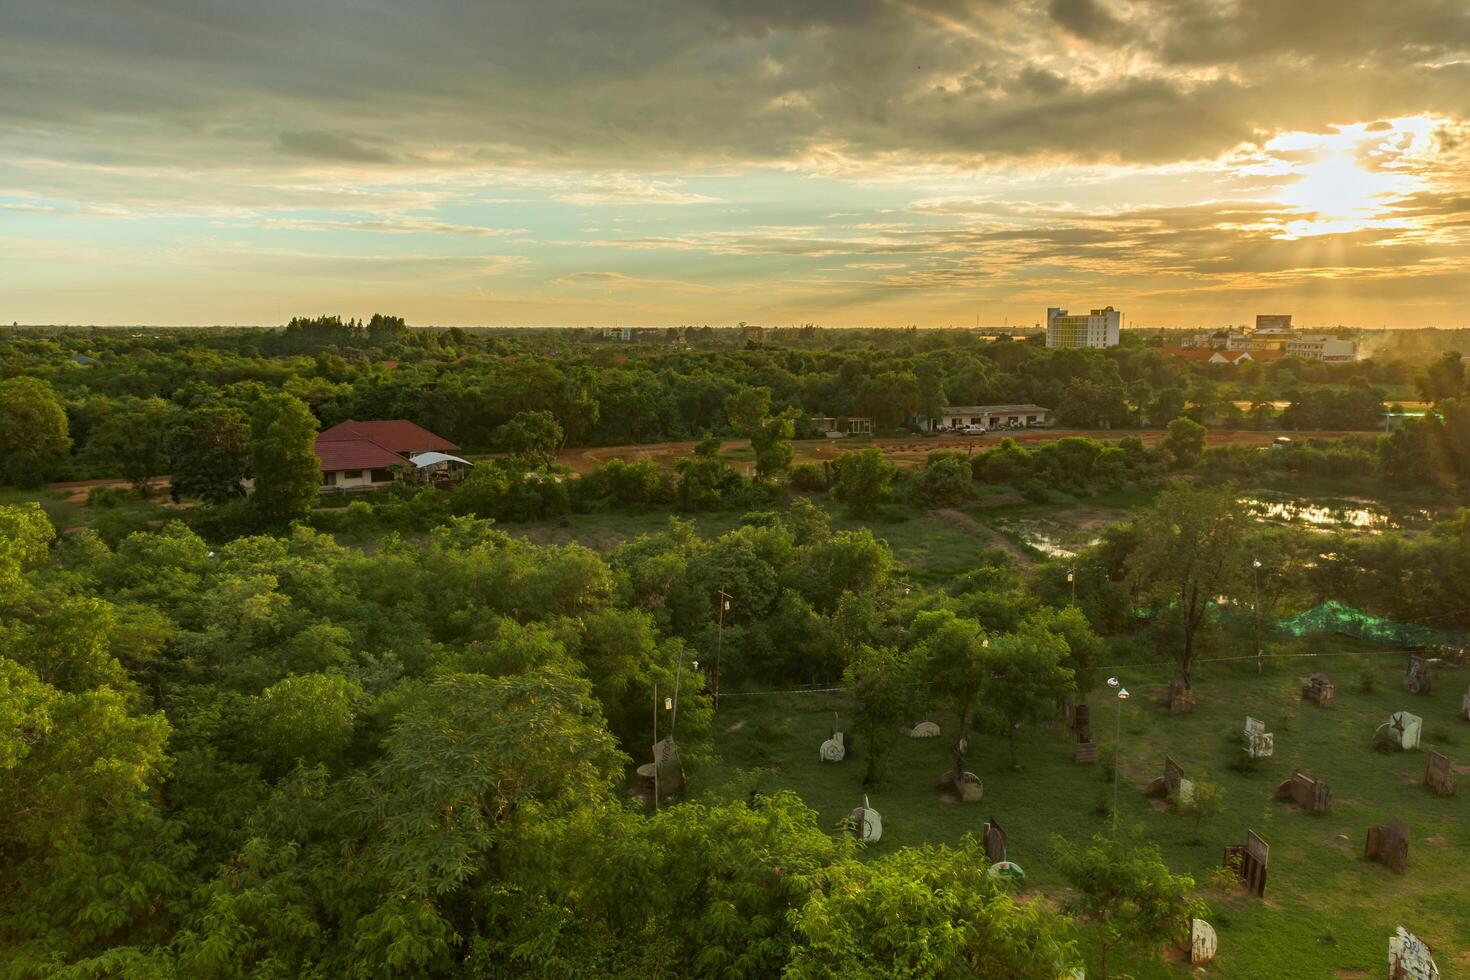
[700,648,1470,977]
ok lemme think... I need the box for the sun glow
[1267,118,1436,239]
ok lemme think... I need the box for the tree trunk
[1099,908,1110,980]
[1181,625,1194,689]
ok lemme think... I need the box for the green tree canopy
[249,392,320,526]
[169,404,252,504]
[0,376,71,487]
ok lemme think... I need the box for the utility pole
[714,589,732,711]
[1068,567,1076,606]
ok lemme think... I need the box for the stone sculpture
[849,795,882,842]
[1189,919,1218,965]
[1243,716,1274,759]
[1301,671,1335,707]
[1376,711,1422,750]
[819,713,845,762]
[1424,750,1455,796]
[1274,768,1332,813]
[1365,817,1410,874]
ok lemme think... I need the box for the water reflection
[1239,494,1432,531]
[999,519,1100,559]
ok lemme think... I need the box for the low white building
[911,404,1053,432]
[1286,334,1357,362]
[1046,307,1120,349]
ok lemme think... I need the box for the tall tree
[494,409,564,468]
[845,644,915,784]
[0,377,71,487]
[750,410,797,479]
[168,405,252,504]
[979,626,1074,764]
[87,397,176,494]
[1417,350,1465,403]
[1053,832,1204,980]
[1161,416,1206,470]
[1126,486,1245,688]
[915,610,989,742]
[249,393,320,526]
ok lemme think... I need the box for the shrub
[788,462,827,492]
[86,486,129,509]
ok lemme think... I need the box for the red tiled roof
[317,419,458,453]
[314,437,406,473]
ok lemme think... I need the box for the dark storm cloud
[276,131,397,164]
[0,0,1467,176]
[1047,0,1132,44]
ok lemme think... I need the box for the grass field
[701,647,1470,977]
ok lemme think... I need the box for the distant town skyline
[3,1,1469,327]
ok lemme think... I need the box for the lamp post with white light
[1252,558,1263,674]
[1067,567,1076,607]
[1108,676,1130,826]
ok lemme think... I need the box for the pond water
[1239,493,1435,531]
[996,518,1100,559]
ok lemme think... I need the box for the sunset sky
[3,0,1469,327]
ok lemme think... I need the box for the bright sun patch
[1268,117,1438,239]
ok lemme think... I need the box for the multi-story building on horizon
[1254,314,1293,334]
[1285,333,1357,362]
[1045,306,1120,348]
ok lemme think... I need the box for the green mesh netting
[1274,600,1468,649]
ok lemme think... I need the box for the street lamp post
[1067,567,1076,607]
[1108,676,1130,826]
[714,589,732,712]
[1252,558,1263,674]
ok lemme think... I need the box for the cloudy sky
[3,0,1469,327]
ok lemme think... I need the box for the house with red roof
[1161,347,1257,367]
[315,420,464,491]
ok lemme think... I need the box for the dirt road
[557,428,1360,474]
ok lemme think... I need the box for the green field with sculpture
[702,642,1470,977]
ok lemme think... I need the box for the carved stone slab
[1425,751,1455,796]
[1166,678,1194,715]
[1274,768,1332,812]
[1366,817,1410,874]
[849,795,882,842]
[1302,671,1335,707]
[1222,829,1269,897]
[1378,712,1423,750]
[1190,919,1218,964]
[1389,926,1440,980]
[1404,655,1432,695]
[1243,717,1274,759]
[1147,756,1193,803]
[982,818,1007,864]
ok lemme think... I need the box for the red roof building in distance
[318,420,458,455]
[315,420,459,491]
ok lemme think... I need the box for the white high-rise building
[1046,306,1121,349]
